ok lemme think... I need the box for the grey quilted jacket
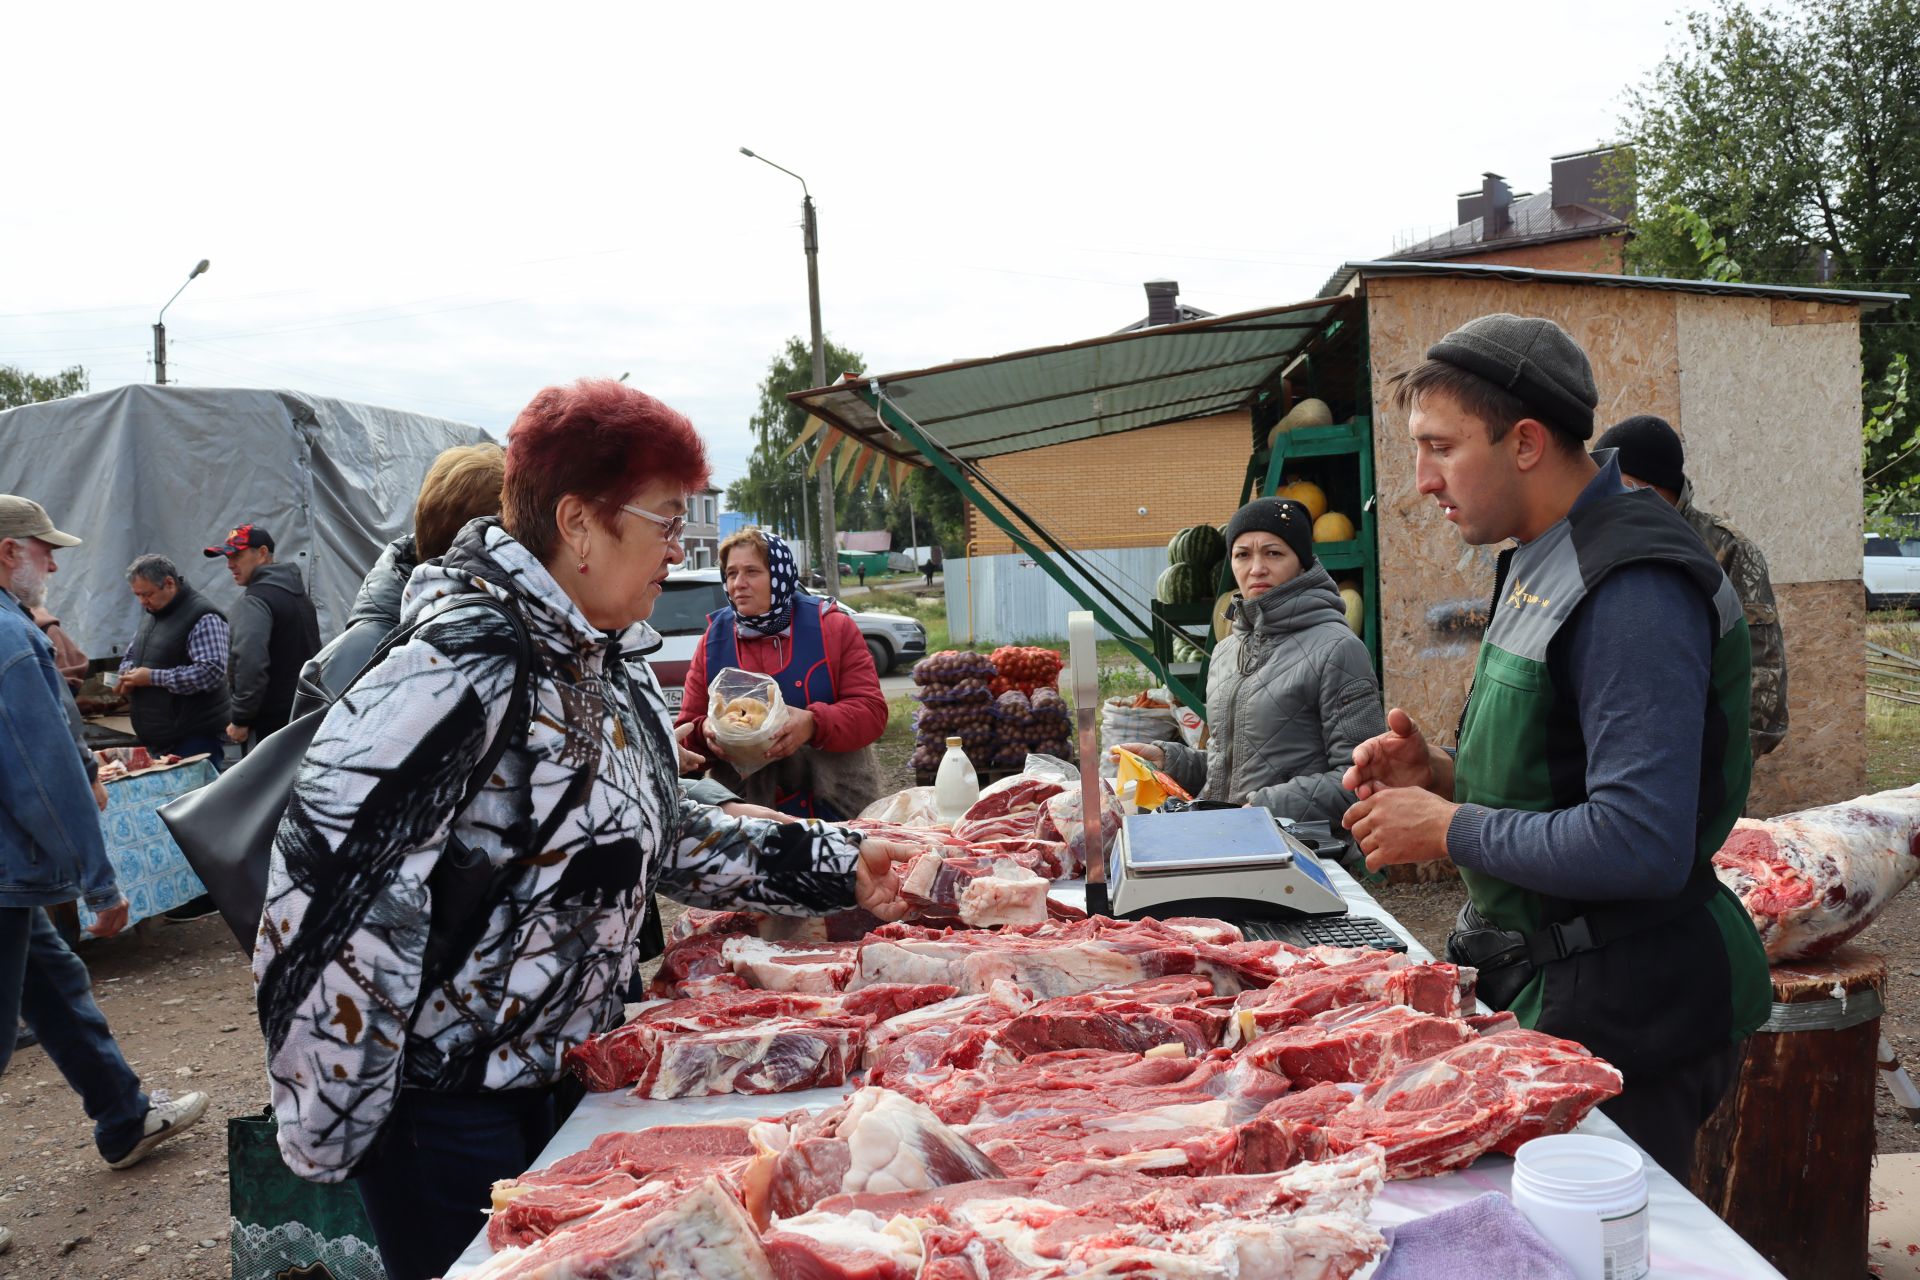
[1161,565,1385,826]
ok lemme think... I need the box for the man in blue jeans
[0,497,209,1256]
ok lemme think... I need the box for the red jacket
[676,604,888,759]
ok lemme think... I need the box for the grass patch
[1868,616,1920,791]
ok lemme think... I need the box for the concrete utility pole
[741,147,840,597]
[153,258,209,386]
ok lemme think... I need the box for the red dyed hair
[502,378,710,562]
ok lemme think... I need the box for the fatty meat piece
[1224,955,1466,1045]
[465,1177,773,1280]
[1713,784,1920,960]
[720,936,861,992]
[913,1047,1288,1127]
[1239,1000,1479,1087]
[901,853,1052,929]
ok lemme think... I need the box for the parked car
[646,569,928,711]
[1865,534,1920,610]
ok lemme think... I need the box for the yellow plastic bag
[1110,745,1189,811]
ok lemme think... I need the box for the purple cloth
[122,612,229,694]
[1375,1192,1580,1280]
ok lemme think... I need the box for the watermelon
[1156,561,1210,604]
[1171,636,1208,663]
[1168,524,1225,567]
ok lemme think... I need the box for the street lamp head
[190,259,210,279]
[739,146,756,158]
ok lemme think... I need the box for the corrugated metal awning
[789,295,1355,466]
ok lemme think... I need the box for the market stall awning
[788,295,1356,467]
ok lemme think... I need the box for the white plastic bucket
[1511,1134,1650,1280]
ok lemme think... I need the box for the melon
[1156,561,1211,604]
[1340,586,1365,634]
[1278,480,1328,522]
[1171,635,1207,664]
[1167,524,1226,567]
[1313,511,1356,542]
[1266,397,1333,447]
[1212,590,1236,641]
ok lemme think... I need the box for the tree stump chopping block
[1688,945,1885,1280]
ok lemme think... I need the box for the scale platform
[1108,806,1407,953]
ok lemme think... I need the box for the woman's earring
[578,561,588,574]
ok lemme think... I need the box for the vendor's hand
[119,667,154,689]
[226,723,250,744]
[854,836,920,923]
[91,778,109,811]
[674,721,706,775]
[721,800,795,824]
[1114,742,1165,768]
[87,897,130,939]
[1343,708,1444,800]
[1343,786,1459,872]
[763,707,817,762]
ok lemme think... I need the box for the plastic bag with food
[705,667,788,776]
[857,786,948,828]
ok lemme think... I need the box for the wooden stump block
[1688,945,1885,1280]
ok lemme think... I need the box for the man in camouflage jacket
[1594,416,1788,757]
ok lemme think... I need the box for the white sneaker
[105,1090,210,1170]
[0,1223,13,1254]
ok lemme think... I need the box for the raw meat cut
[901,853,1052,928]
[1240,1000,1479,1087]
[775,1146,1388,1280]
[863,983,1032,1090]
[1713,784,1920,960]
[952,774,1070,844]
[1224,955,1466,1045]
[750,1086,1007,1225]
[567,985,955,1093]
[1037,780,1123,872]
[722,936,861,992]
[488,1121,757,1248]
[993,976,1229,1059]
[465,1177,773,1280]
[915,1048,1288,1128]
[1240,1027,1623,1179]
[959,1095,1247,1177]
[643,1016,866,1099]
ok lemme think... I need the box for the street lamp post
[740,147,840,597]
[153,258,210,386]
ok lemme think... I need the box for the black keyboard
[1233,915,1409,954]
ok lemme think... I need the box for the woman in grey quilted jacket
[1124,497,1385,826]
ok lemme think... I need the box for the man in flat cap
[1340,315,1768,1179]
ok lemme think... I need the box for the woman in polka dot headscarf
[676,527,887,820]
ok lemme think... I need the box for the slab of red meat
[488,1121,758,1248]
[862,985,1032,1091]
[993,975,1229,1059]
[1240,1027,1624,1179]
[465,1177,773,1280]
[958,1095,1246,1178]
[719,936,862,992]
[1713,786,1920,960]
[749,1086,1006,1226]
[901,853,1052,929]
[762,1207,922,1280]
[952,775,1070,844]
[1225,955,1466,1045]
[915,1047,1289,1129]
[1240,1000,1479,1087]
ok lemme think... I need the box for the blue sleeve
[1446,563,1710,901]
[0,641,117,908]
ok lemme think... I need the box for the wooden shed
[793,260,1902,816]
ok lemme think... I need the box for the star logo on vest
[1506,580,1551,610]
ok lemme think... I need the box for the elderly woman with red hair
[251,379,916,1280]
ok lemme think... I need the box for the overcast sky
[2,1,1693,498]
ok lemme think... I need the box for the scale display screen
[1123,807,1314,875]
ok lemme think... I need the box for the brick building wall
[962,411,1254,555]
[1446,233,1628,275]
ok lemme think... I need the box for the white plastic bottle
[933,735,980,823]
[1511,1134,1650,1280]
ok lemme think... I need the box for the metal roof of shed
[790,262,1905,466]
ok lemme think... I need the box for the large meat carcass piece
[1241,1027,1623,1179]
[1239,1000,1479,1088]
[1713,784,1920,960]
[913,1047,1286,1126]
[900,853,1052,929]
[465,1177,774,1280]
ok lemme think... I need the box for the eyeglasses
[617,502,686,545]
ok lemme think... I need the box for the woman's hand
[1114,742,1164,767]
[854,836,920,922]
[673,721,707,775]
[763,707,817,762]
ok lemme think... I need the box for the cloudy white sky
[2,1,1693,498]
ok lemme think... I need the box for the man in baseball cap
[0,495,83,549]
[202,521,319,748]
[1341,314,1766,1181]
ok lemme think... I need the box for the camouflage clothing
[1679,482,1788,757]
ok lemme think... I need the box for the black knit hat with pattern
[1225,497,1315,568]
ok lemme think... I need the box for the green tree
[1619,0,1920,508]
[0,363,88,410]
[727,336,866,566]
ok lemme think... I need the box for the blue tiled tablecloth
[77,758,216,936]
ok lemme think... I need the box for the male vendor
[1340,314,1769,1179]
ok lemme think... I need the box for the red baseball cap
[204,523,276,557]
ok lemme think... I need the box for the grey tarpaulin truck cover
[0,384,492,657]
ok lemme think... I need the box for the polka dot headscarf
[736,531,802,638]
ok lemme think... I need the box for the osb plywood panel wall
[1749,579,1865,815]
[1364,274,1684,736]
[1674,293,1862,584]
[963,412,1251,556]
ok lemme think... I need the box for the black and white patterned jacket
[252,520,862,1181]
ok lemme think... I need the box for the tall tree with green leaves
[1618,0,1920,517]
[0,363,88,411]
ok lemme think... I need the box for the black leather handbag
[158,596,530,955]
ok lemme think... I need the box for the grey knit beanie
[1427,314,1599,440]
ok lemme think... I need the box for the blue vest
[704,593,841,819]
